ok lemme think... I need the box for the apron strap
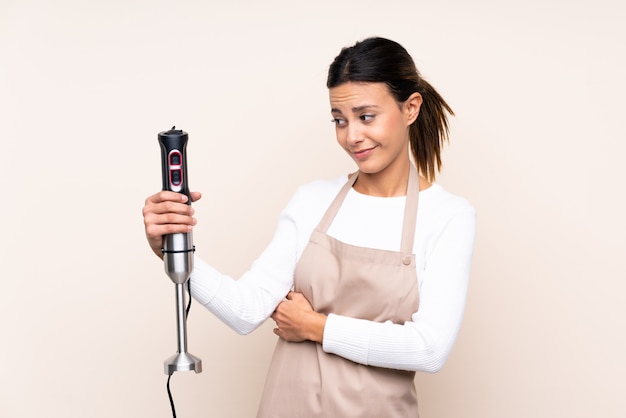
[316,171,359,233]
[400,164,419,255]
[316,164,420,255]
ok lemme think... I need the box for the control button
[171,169,181,185]
[170,152,181,165]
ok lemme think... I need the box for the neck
[353,160,411,197]
[353,160,432,197]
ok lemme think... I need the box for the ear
[404,92,423,125]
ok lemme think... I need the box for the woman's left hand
[271,292,327,343]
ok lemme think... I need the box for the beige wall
[1,0,624,417]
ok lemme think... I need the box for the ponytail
[409,79,454,182]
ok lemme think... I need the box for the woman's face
[329,82,421,176]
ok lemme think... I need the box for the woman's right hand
[142,191,202,259]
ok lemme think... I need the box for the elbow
[210,305,267,336]
[238,327,255,336]
[369,323,455,373]
[229,317,265,335]
[421,356,446,373]
[407,330,453,373]
[412,348,449,373]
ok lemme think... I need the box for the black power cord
[167,374,177,418]
[166,280,193,418]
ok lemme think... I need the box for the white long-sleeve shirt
[190,175,476,373]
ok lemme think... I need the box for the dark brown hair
[327,37,454,181]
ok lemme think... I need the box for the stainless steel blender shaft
[164,282,202,375]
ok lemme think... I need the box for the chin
[353,160,382,175]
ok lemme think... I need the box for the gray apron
[258,165,421,417]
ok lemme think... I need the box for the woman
[143,37,476,417]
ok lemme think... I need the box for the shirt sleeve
[322,206,476,373]
[189,191,301,335]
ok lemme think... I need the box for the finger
[144,201,195,219]
[190,191,202,202]
[145,190,188,205]
[162,199,194,215]
[145,223,193,240]
[144,211,196,233]
[148,210,196,225]
[287,291,305,302]
[143,212,196,235]
[143,197,193,221]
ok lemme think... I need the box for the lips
[352,147,375,160]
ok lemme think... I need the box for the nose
[346,123,364,146]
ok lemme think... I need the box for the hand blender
[158,127,202,375]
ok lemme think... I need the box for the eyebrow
[331,105,379,114]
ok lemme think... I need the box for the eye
[360,114,374,122]
[331,117,347,127]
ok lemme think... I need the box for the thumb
[190,191,202,202]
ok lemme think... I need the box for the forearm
[322,314,457,373]
[189,191,305,334]
[189,251,292,334]
[190,257,289,334]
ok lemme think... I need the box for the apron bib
[258,165,421,417]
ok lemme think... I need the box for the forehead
[329,82,395,110]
